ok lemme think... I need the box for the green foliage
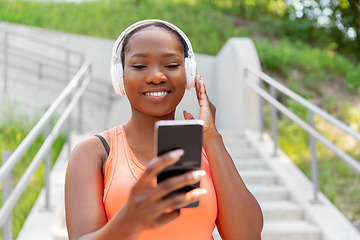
[1,0,360,232]
[0,0,247,56]
[268,102,360,230]
[0,107,66,239]
[345,66,360,91]
[254,37,359,95]
[0,0,358,94]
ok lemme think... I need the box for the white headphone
[110,19,197,96]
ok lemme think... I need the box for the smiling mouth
[143,91,170,97]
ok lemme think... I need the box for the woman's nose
[145,67,167,84]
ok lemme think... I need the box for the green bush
[0,107,66,239]
[1,0,360,232]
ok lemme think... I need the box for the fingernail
[169,149,184,159]
[183,110,187,114]
[192,188,207,198]
[192,170,206,180]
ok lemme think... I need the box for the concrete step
[240,170,278,185]
[53,227,68,240]
[222,137,249,148]
[227,147,258,158]
[262,220,321,240]
[248,185,290,201]
[234,159,267,170]
[260,201,303,221]
[219,130,243,138]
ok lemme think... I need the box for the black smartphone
[155,119,204,208]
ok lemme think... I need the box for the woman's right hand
[118,149,207,237]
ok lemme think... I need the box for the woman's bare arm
[184,75,263,239]
[65,136,137,240]
[204,131,263,240]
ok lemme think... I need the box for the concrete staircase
[18,129,360,240]
[6,22,360,240]
[215,131,321,240]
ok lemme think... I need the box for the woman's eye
[132,65,146,69]
[166,64,180,68]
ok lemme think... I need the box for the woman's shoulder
[69,130,111,170]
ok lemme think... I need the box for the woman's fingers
[145,186,207,228]
[134,149,184,190]
[183,110,195,120]
[194,74,216,125]
[156,210,181,227]
[146,170,206,203]
[147,187,207,219]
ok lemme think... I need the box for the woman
[65,19,263,240]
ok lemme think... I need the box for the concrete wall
[0,21,116,132]
[215,38,261,132]
[0,22,261,133]
[107,39,262,132]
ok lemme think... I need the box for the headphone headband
[111,19,195,65]
[110,19,197,96]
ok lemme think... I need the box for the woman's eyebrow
[162,53,182,58]
[130,52,182,58]
[130,53,149,58]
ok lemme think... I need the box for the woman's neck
[124,109,176,166]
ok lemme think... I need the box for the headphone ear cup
[185,58,197,90]
[111,63,126,96]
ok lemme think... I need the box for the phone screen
[155,120,203,208]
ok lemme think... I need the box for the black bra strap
[95,134,110,156]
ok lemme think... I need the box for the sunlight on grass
[1,0,359,232]
[0,106,66,239]
[269,102,360,230]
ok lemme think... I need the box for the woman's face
[123,27,186,118]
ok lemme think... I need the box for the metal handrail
[0,26,113,239]
[244,64,360,202]
[0,60,92,227]
[0,26,84,56]
[0,58,77,83]
[245,64,360,142]
[1,27,115,101]
[1,27,84,93]
[0,61,91,183]
[0,43,81,69]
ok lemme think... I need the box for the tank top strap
[103,125,126,202]
[118,125,146,179]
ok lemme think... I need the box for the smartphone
[155,119,204,208]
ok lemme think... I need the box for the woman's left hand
[183,74,217,137]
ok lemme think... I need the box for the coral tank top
[103,125,218,240]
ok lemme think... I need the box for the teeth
[145,91,168,97]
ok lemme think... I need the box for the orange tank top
[103,125,218,240]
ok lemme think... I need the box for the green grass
[1,0,358,96]
[1,0,360,232]
[0,106,66,239]
[265,100,360,230]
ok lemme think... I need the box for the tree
[287,0,360,60]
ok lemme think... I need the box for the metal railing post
[259,79,265,141]
[78,96,83,134]
[66,51,70,84]
[43,116,52,211]
[66,51,72,155]
[39,63,43,81]
[4,32,8,93]
[2,150,13,240]
[67,112,72,157]
[308,110,321,203]
[270,85,278,156]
